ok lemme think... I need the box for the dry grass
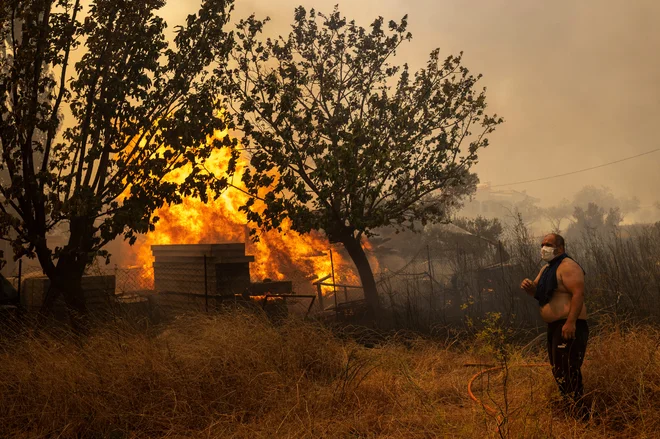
[1,313,659,438]
[468,320,660,439]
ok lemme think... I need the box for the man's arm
[520,266,547,297]
[533,266,546,288]
[560,261,585,339]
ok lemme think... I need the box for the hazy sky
[162,0,660,210]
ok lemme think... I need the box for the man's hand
[562,320,576,340]
[520,278,535,294]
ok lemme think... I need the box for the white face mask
[540,245,556,262]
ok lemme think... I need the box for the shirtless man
[520,233,589,410]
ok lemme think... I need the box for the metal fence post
[204,254,209,312]
[330,248,338,319]
[334,289,338,319]
[17,259,22,306]
[427,245,434,326]
[316,282,325,311]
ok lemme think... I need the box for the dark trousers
[546,319,589,402]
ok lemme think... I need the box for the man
[520,233,589,413]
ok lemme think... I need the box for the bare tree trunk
[40,254,88,331]
[39,216,92,331]
[341,234,381,319]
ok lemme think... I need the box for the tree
[571,185,640,215]
[219,7,502,317]
[0,0,236,324]
[566,202,623,240]
[543,198,572,233]
[542,185,639,235]
[452,216,503,242]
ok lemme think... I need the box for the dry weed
[1,313,659,438]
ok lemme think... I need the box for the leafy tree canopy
[220,6,502,241]
[218,6,502,315]
[0,0,236,313]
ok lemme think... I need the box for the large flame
[130,131,378,296]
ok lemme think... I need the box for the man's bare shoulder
[558,258,583,276]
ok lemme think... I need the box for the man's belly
[540,291,587,323]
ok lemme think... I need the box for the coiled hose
[467,362,551,428]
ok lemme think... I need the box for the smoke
[160,0,660,210]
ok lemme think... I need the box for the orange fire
[129,130,378,296]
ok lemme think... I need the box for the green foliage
[476,312,512,362]
[0,1,236,278]
[218,6,502,243]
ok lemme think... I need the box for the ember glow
[131,131,377,295]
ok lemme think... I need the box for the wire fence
[375,242,543,332]
[374,220,660,331]
[3,221,659,328]
[0,243,547,329]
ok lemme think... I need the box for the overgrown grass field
[1,312,659,438]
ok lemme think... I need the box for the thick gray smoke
[162,0,660,214]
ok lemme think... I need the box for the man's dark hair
[550,233,565,249]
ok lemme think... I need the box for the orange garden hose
[467,363,551,428]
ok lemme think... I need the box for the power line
[489,147,660,188]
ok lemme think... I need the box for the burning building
[146,243,300,315]
[122,135,375,300]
